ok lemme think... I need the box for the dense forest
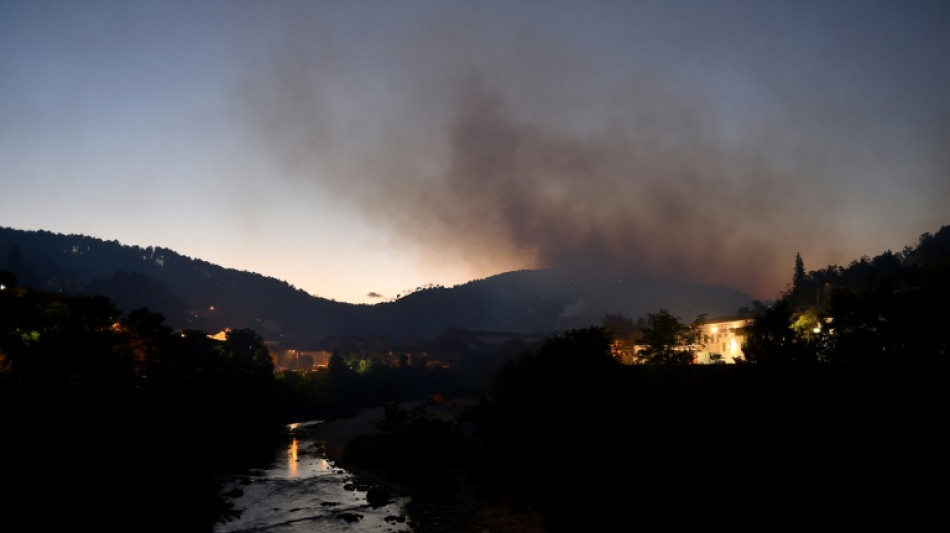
[0,283,282,530]
[2,224,948,531]
[0,226,354,347]
[0,270,519,531]
[743,225,950,365]
[0,225,751,345]
[339,225,950,531]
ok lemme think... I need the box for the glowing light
[711,326,718,333]
[288,438,298,477]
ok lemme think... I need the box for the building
[694,316,753,364]
[612,316,753,365]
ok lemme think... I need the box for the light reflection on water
[215,428,411,532]
[288,438,298,478]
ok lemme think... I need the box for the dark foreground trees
[745,225,950,365]
[336,325,947,530]
[0,283,283,531]
[635,309,703,364]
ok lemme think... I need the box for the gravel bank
[305,397,550,533]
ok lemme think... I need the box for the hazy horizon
[3,1,948,304]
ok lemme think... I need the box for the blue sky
[2,0,948,304]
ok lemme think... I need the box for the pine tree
[793,252,806,293]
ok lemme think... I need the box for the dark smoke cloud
[233,2,948,300]
[360,76,832,298]
[366,292,384,299]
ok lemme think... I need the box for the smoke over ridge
[232,2,949,300]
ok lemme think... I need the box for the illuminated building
[694,317,753,364]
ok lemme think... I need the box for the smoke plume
[232,2,948,300]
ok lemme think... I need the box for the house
[694,316,753,364]
[611,316,753,365]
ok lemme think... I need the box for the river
[214,421,412,533]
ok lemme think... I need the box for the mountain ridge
[1,226,754,347]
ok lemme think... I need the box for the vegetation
[343,402,472,504]
[2,223,948,531]
[744,225,950,365]
[273,334,527,423]
[1,226,751,345]
[633,309,704,364]
[0,226,357,347]
[0,278,284,531]
[340,225,950,531]
[393,312,946,530]
[0,273,524,530]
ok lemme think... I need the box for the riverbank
[306,397,550,533]
[308,397,477,462]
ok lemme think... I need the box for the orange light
[288,438,299,477]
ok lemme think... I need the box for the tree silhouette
[0,286,285,529]
[742,299,817,364]
[635,309,700,365]
[793,252,806,293]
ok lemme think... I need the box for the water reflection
[288,438,298,477]
[215,429,411,532]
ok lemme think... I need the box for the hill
[0,226,753,346]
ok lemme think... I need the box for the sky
[2,0,948,304]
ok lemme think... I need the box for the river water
[214,422,412,533]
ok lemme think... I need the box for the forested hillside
[743,224,950,365]
[0,226,752,345]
